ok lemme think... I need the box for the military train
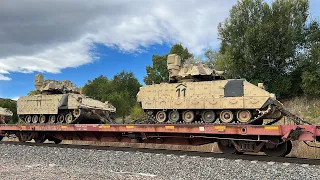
[17,74,116,124]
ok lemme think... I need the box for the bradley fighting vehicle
[137,54,285,125]
[17,74,116,124]
[0,107,13,124]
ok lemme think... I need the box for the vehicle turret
[167,54,225,83]
[34,74,81,94]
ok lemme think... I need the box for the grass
[281,96,320,124]
[288,141,320,159]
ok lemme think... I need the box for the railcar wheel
[217,140,237,154]
[182,110,195,123]
[39,115,46,124]
[34,133,46,143]
[263,141,288,157]
[168,111,180,122]
[65,113,73,124]
[48,115,56,123]
[32,115,39,124]
[202,110,216,123]
[155,111,167,123]
[25,115,32,123]
[18,132,33,142]
[284,140,292,156]
[54,139,62,144]
[18,134,27,142]
[236,110,252,123]
[219,110,234,123]
[57,114,65,123]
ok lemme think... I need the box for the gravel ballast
[0,144,320,180]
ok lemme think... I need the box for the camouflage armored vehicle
[17,74,116,124]
[137,54,284,124]
[0,107,13,124]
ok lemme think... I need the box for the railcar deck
[0,123,319,140]
[0,123,318,157]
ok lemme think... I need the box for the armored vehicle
[17,74,116,124]
[0,107,13,124]
[137,54,284,124]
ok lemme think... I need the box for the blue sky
[0,43,172,99]
[0,0,319,100]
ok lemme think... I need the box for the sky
[0,0,320,100]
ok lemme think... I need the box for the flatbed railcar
[0,123,319,157]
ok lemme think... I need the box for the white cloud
[11,96,20,101]
[0,0,237,80]
[0,74,11,81]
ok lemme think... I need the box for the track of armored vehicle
[137,54,305,125]
[17,74,116,124]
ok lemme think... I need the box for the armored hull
[17,74,116,124]
[0,107,13,124]
[137,79,283,124]
[17,93,116,124]
[137,54,283,124]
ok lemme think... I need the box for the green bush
[130,103,145,121]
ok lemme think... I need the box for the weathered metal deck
[0,124,318,141]
[0,124,318,156]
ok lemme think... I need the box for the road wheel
[202,110,216,123]
[32,115,39,124]
[168,111,180,123]
[57,114,65,123]
[219,110,234,123]
[48,115,56,123]
[39,115,46,124]
[65,113,74,124]
[25,115,32,123]
[236,110,252,123]
[182,110,195,123]
[155,111,167,123]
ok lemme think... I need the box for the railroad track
[1,140,320,166]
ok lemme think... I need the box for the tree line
[215,0,320,98]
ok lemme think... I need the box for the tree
[130,103,145,121]
[204,48,216,69]
[301,21,320,95]
[213,47,235,78]
[103,91,132,119]
[82,71,141,118]
[217,0,309,97]
[108,71,142,118]
[28,90,38,95]
[81,75,111,101]
[143,44,193,85]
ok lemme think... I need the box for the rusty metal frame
[0,124,319,144]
